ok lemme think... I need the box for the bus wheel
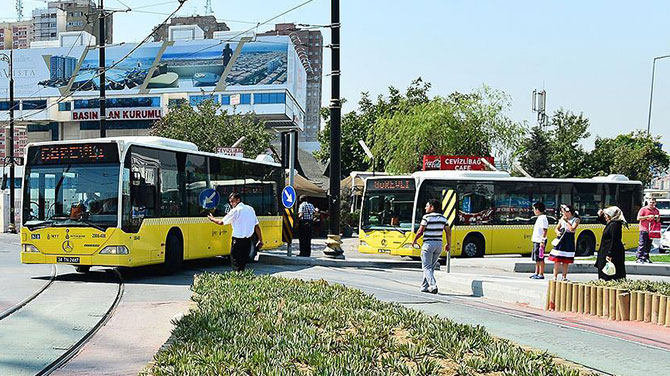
[462,235,485,258]
[163,232,184,274]
[74,265,90,273]
[248,234,259,263]
[576,232,595,256]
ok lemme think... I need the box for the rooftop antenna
[16,0,23,21]
[532,89,547,127]
[205,0,213,15]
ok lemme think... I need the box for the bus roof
[25,136,282,168]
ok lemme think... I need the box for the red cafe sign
[72,107,163,121]
[422,155,494,171]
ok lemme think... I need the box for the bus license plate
[378,249,391,254]
[57,256,80,263]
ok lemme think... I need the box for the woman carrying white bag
[548,205,580,281]
[595,206,627,281]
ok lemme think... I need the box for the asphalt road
[2,234,669,375]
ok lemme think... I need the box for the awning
[286,171,327,198]
[341,175,365,195]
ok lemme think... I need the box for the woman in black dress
[595,206,627,280]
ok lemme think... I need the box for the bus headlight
[22,244,40,253]
[99,245,129,255]
[402,243,414,249]
[359,240,369,247]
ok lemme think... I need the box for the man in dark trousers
[297,195,315,257]
[208,192,263,271]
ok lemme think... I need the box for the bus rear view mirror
[1,173,6,190]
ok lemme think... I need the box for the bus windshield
[361,191,415,231]
[23,163,120,229]
[656,200,670,210]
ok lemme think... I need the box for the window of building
[0,101,10,111]
[240,94,251,104]
[22,100,47,110]
[58,102,71,111]
[189,94,219,106]
[168,98,186,108]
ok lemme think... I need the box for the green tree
[314,107,372,177]
[589,131,670,186]
[518,126,553,177]
[372,86,526,174]
[548,109,591,178]
[150,100,272,157]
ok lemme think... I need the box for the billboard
[0,35,306,109]
[422,155,495,171]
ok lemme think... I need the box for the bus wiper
[24,220,54,230]
[72,218,105,232]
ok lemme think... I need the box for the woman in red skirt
[548,205,580,281]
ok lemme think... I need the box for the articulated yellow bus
[358,171,643,258]
[20,137,284,272]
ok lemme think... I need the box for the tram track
[0,266,124,376]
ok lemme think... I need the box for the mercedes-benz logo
[62,240,73,253]
[381,239,387,246]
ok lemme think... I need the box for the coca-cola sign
[422,155,494,171]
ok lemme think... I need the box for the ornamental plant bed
[586,279,670,297]
[145,272,592,376]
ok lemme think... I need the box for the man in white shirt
[208,192,263,271]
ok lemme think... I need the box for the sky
[8,0,670,152]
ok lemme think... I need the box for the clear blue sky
[12,0,670,151]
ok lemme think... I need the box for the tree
[518,126,553,177]
[150,100,272,157]
[548,109,591,178]
[372,86,527,174]
[589,131,670,186]
[314,107,372,177]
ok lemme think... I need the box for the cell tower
[16,0,24,21]
[205,0,213,15]
[532,89,547,127]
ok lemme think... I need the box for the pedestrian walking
[548,204,580,281]
[208,192,263,271]
[297,195,315,257]
[595,206,627,280]
[530,202,548,280]
[636,198,660,263]
[412,199,451,294]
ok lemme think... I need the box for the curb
[258,253,421,269]
[514,261,670,276]
[437,273,546,309]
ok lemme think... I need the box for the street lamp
[0,50,17,233]
[646,54,670,135]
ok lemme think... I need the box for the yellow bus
[20,137,284,273]
[358,171,643,258]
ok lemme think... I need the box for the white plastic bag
[602,260,616,276]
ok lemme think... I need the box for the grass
[586,279,670,297]
[584,254,670,263]
[144,272,593,376]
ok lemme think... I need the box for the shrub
[145,272,595,376]
[587,279,670,297]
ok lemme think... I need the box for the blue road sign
[199,188,220,210]
[282,186,297,208]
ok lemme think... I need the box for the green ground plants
[146,272,594,376]
[587,279,670,297]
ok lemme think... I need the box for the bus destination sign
[367,179,415,191]
[30,144,119,165]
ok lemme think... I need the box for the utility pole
[646,55,670,135]
[324,0,343,258]
[98,0,106,137]
[0,49,17,232]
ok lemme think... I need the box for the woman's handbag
[602,260,616,276]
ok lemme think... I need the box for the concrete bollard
[547,280,557,311]
[652,294,661,324]
[590,286,598,315]
[578,284,585,314]
[602,287,610,318]
[644,292,653,323]
[566,282,573,312]
[659,296,667,326]
[637,291,645,322]
[596,286,604,317]
[571,283,579,312]
[608,287,617,321]
[666,298,670,327]
[617,290,630,321]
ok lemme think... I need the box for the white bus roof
[25,136,281,168]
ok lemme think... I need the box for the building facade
[153,16,229,42]
[259,23,323,142]
[31,1,113,44]
[0,126,28,159]
[0,21,34,49]
[32,6,65,42]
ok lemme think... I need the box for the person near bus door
[297,195,315,257]
[412,199,451,294]
[208,192,263,271]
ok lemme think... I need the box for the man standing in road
[208,193,263,271]
[412,199,451,294]
[637,197,660,263]
[297,195,315,257]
